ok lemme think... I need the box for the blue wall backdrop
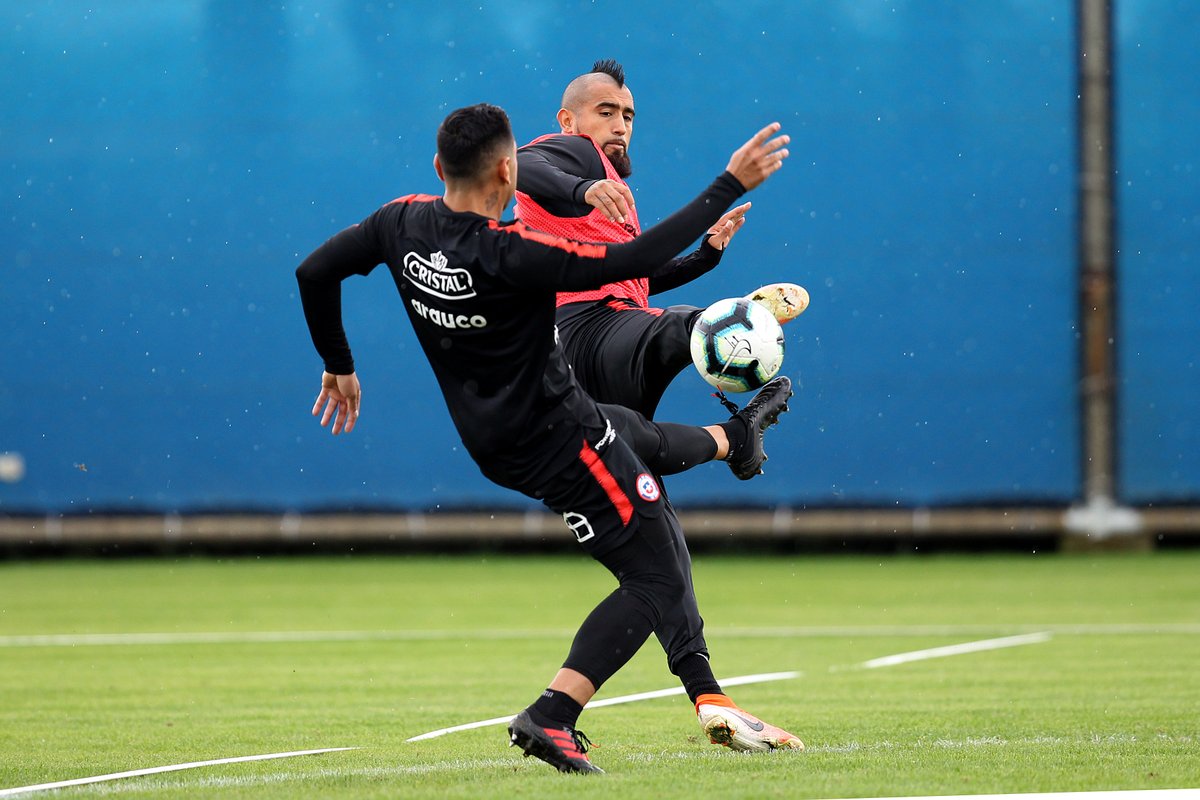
[1115,1,1200,504]
[3,1,1172,515]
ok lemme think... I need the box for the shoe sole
[703,717,739,747]
[703,717,805,752]
[746,283,809,324]
[508,719,604,775]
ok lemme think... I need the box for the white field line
[0,748,358,798]
[0,630,1183,797]
[1,624,1196,649]
[860,632,1053,669]
[406,670,801,742]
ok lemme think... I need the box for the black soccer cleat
[507,710,604,775]
[726,376,793,481]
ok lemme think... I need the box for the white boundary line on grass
[406,670,802,742]
[859,632,1053,669]
[0,748,358,798]
[2,634,1177,796]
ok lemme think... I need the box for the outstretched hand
[706,202,751,250]
[725,122,789,190]
[312,371,361,435]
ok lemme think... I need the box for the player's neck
[442,185,507,220]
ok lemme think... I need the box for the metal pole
[1077,0,1116,503]
[1067,0,1143,544]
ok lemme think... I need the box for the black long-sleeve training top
[295,171,745,475]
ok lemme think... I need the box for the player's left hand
[312,371,361,435]
[706,202,750,251]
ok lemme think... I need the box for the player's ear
[433,153,445,182]
[556,107,574,134]
[498,154,514,187]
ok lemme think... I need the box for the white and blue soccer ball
[689,297,785,393]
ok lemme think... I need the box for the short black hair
[590,59,625,88]
[436,103,514,182]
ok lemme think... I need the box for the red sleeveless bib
[515,134,647,308]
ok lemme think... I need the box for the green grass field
[1,551,1198,798]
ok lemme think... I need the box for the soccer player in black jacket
[296,104,801,774]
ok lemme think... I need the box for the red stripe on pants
[578,440,634,526]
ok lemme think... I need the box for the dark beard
[604,148,632,179]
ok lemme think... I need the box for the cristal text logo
[403,250,475,300]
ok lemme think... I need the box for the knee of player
[618,565,685,619]
[645,563,688,608]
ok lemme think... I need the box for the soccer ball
[689,297,785,393]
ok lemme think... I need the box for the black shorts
[477,403,665,558]
[537,421,666,558]
[555,298,703,419]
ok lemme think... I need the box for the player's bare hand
[706,202,751,251]
[725,122,789,190]
[312,371,361,435]
[584,179,636,224]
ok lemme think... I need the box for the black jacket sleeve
[648,239,724,295]
[516,135,606,217]
[295,211,390,375]
[501,171,745,291]
[601,172,744,281]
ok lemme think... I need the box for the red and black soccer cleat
[507,710,604,774]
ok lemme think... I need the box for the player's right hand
[313,370,361,435]
[707,202,751,250]
[584,179,636,224]
[725,123,789,190]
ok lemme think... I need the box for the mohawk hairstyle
[590,59,625,88]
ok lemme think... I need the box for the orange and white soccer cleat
[745,282,809,324]
[695,694,805,752]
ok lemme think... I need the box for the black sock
[653,421,720,473]
[675,652,724,703]
[717,417,747,461]
[530,688,583,729]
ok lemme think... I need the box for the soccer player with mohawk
[516,58,809,421]
[516,59,810,753]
